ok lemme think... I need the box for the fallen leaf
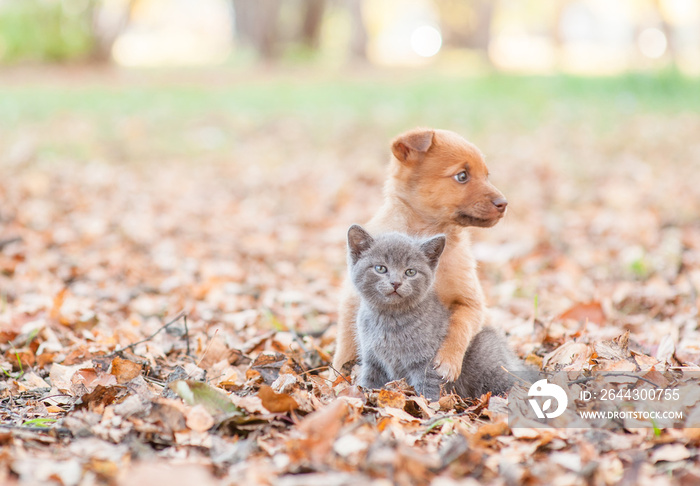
[75,385,126,413]
[380,407,420,423]
[542,342,592,371]
[186,405,216,432]
[651,444,691,463]
[289,399,351,463]
[170,380,243,416]
[257,384,299,413]
[594,331,631,360]
[377,389,407,409]
[248,353,288,384]
[471,421,510,448]
[558,301,605,325]
[110,356,142,383]
[640,369,669,388]
[50,362,92,393]
[333,435,369,457]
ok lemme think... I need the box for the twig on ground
[501,366,535,386]
[296,365,343,385]
[298,365,330,376]
[183,315,191,357]
[603,373,660,388]
[289,327,309,353]
[0,237,22,250]
[196,328,219,369]
[327,363,353,386]
[568,373,660,388]
[107,312,186,357]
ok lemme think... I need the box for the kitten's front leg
[409,363,443,401]
[359,357,390,390]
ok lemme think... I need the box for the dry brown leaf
[75,385,126,413]
[249,353,289,384]
[640,369,669,388]
[542,341,592,371]
[650,444,691,463]
[405,396,434,419]
[380,407,420,423]
[470,421,510,448]
[377,389,407,409]
[633,353,660,370]
[257,384,299,413]
[49,287,68,322]
[229,394,268,415]
[120,463,219,486]
[196,338,230,371]
[110,356,142,384]
[558,301,605,325]
[289,399,351,463]
[438,394,459,411]
[5,347,35,370]
[72,368,99,388]
[186,405,215,432]
[50,363,88,393]
[148,399,188,434]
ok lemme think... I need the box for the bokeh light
[410,25,442,58]
[638,27,668,59]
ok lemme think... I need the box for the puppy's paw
[433,353,463,382]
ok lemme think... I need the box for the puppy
[334,128,507,381]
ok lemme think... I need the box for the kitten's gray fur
[348,224,526,401]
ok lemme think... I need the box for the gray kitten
[347,224,524,401]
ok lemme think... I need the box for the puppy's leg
[434,302,484,382]
[332,289,359,375]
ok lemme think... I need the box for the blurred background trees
[0,0,136,62]
[0,0,697,74]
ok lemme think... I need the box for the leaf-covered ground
[1,68,700,485]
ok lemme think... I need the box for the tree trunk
[300,0,325,49]
[347,0,367,60]
[89,0,137,63]
[469,0,493,53]
[232,0,282,59]
[652,0,677,66]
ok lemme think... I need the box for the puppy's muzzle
[492,197,508,214]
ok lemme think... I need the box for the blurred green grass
[1,70,697,161]
[2,71,697,122]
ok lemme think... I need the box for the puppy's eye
[405,269,417,277]
[454,171,469,183]
[374,265,387,274]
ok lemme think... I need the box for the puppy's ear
[392,129,435,163]
[347,225,374,264]
[421,234,446,269]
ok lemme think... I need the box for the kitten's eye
[453,170,469,184]
[374,265,387,274]
[405,269,417,277]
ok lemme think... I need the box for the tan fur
[334,128,507,381]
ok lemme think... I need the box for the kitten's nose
[391,282,401,290]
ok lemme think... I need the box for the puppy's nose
[391,282,401,290]
[492,197,508,213]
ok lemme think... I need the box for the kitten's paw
[433,353,463,382]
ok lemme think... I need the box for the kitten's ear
[421,235,446,269]
[391,128,434,164]
[347,225,374,264]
